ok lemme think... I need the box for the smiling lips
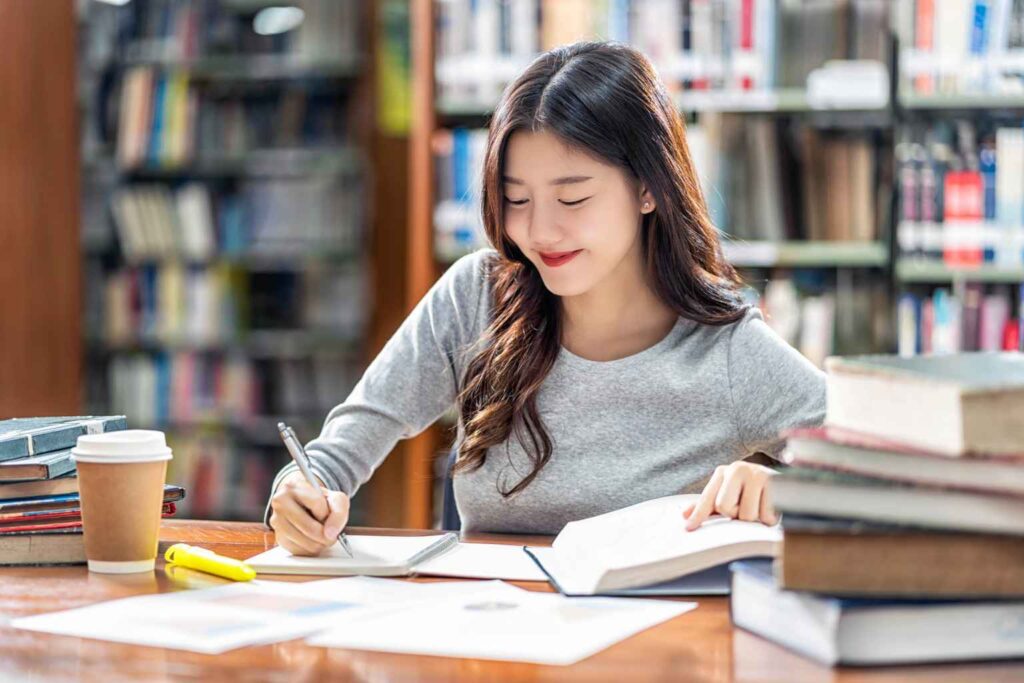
[539,249,583,267]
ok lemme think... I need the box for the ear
[639,186,656,214]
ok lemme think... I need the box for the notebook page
[247,535,453,575]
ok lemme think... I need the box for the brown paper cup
[72,430,172,574]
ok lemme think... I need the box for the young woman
[267,41,825,555]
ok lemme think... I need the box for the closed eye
[504,197,529,206]
[560,196,591,206]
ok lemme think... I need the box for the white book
[524,494,780,595]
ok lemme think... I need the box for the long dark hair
[455,41,746,496]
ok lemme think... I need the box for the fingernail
[324,526,338,540]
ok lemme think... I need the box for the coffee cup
[71,430,172,573]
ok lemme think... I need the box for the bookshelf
[897,261,1024,285]
[77,0,374,523]
[400,0,904,528]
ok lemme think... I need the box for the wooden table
[0,520,1021,682]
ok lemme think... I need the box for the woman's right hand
[269,470,350,556]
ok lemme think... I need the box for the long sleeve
[726,307,827,460]
[264,249,495,524]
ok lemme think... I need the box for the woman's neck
[559,254,677,362]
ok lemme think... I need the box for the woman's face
[502,129,655,297]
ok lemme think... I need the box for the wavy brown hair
[454,41,746,496]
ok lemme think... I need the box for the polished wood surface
[1,521,1022,682]
[0,0,81,416]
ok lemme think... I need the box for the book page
[551,495,781,590]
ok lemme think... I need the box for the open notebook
[245,533,547,581]
[525,494,782,596]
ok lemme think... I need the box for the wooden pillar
[401,0,440,529]
[0,0,81,417]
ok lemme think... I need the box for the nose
[527,202,563,249]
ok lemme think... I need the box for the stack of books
[731,353,1024,666]
[0,417,185,565]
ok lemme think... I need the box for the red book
[738,0,754,90]
[963,170,984,266]
[914,0,935,95]
[0,503,177,535]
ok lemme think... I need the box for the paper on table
[10,576,511,654]
[413,542,547,581]
[307,580,696,665]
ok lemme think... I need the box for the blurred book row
[99,352,361,434]
[754,273,891,367]
[83,0,360,64]
[898,119,1024,268]
[898,284,1024,355]
[899,0,1024,98]
[103,177,363,263]
[88,263,368,347]
[436,0,889,105]
[434,120,886,261]
[114,67,355,170]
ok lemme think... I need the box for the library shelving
[402,0,902,529]
[78,0,373,523]
[896,261,1024,285]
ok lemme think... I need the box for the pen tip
[277,422,286,431]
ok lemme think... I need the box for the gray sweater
[267,249,826,534]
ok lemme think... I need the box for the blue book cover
[148,75,167,165]
[0,417,127,463]
[0,485,185,510]
[980,143,997,262]
[452,128,469,205]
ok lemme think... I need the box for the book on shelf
[900,0,1024,98]
[897,285,1021,356]
[898,120,1024,268]
[436,1,886,104]
[778,514,1024,598]
[730,559,1024,666]
[523,494,780,596]
[115,64,356,170]
[102,0,360,66]
[824,352,1024,456]
[104,351,360,431]
[109,175,363,264]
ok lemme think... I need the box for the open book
[525,494,781,595]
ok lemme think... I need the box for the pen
[164,543,256,582]
[277,422,354,557]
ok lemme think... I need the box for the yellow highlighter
[164,543,257,582]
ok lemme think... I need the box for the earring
[643,202,651,211]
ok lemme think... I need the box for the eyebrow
[503,175,593,186]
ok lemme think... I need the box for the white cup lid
[71,430,173,463]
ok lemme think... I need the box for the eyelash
[502,197,591,207]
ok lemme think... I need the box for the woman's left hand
[683,461,778,531]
